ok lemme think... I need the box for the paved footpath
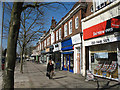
[0,61,119,89]
[14,61,97,88]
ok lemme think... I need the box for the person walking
[46,59,54,79]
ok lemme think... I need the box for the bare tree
[18,7,44,73]
[2,2,68,89]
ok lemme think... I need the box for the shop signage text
[83,16,120,40]
[71,34,81,45]
[91,38,110,45]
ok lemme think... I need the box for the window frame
[75,16,78,29]
[56,30,59,41]
[69,19,72,35]
[64,23,67,37]
[59,28,61,40]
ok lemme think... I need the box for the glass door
[69,53,74,73]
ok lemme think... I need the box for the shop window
[70,53,74,70]
[90,42,119,79]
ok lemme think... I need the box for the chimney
[43,31,46,34]
[50,17,57,29]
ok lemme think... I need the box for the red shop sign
[83,16,120,40]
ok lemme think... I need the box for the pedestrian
[46,58,54,79]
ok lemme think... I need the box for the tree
[18,7,44,73]
[2,2,68,89]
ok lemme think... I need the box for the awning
[61,46,73,51]
[61,51,73,54]
[61,38,73,51]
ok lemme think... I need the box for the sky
[0,1,78,51]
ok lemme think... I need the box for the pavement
[0,61,119,89]
[14,61,97,88]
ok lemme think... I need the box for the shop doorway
[76,48,80,74]
[63,53,74,73]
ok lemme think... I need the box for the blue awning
[61,46,73,51]
[61,51,73,54]
[61,38,73,51]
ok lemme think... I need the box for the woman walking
[47,59,54,79]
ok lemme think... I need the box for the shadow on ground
[53,76,67,80]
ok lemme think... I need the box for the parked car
[1,57,5,70]
[26,58,29,61]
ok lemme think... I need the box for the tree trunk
[20,46,24,73]
[2,2,23,89]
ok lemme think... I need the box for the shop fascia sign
[71,34,81,45]
[84,34,120,46]
[46,48,50,52]
[53,42,61,52]
[83,16,120,40]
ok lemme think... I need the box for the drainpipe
[93,0,96,12]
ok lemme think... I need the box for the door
[69,53,74,73]
[77,48,80,74]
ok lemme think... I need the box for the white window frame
[41,42,43,49]
[44,40,46,47]
[69,19,72,35]
[56,30,59,41]
[64,23,67,37]
[59,28,61,40]
[47,37,49,46]
[75,16,78,29]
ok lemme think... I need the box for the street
[14,61,97,88]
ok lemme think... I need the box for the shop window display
[70,54,74,71]
[90,42,119,79]
[63,53,74,72]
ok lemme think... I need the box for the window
[75,16,78,29]
[44,40,46,47]
[40,43,41,50]
[56,30,59,41]
[95,0,115,10]
[51,32,54,44]
[47,37,50,46]
[90,5,93,12]
[69,20,72,34]
[42,42,43,49]
[59,28,61,40]
[64,23,67,37]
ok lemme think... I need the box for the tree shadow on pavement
[53,76,67,80]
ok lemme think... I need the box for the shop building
[82,0,120,81]
[53,42,61,70]
[71,33,82,74]
[61,38,74,72]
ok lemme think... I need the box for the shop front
[41,50,46,64]
[45,45,54,65]
[82,14,120,81]
[53,42,61,70]
[71,34,82,74]
[61,38,74,73]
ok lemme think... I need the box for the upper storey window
[95,0,115,10]
[64,23,67,37]
[75,16,78,29]
[69,19,72,34]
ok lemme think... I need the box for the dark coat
[47,63,54,72]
